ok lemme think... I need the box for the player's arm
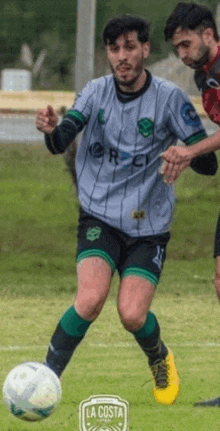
[44,113,84,155]
[161,132,219,182]
[36,80,94,155]
[161,89,218,182]
[163,128,220,163]
[36,105,85,155]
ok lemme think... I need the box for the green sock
[46,306,92,376]
[60,305,91,336]
[132,311,167,365]
[134,311,157,338]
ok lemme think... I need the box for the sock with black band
[45,306,92,376]
[132,311,168,366]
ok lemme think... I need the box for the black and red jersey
[195,45,220,125]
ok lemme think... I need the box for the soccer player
[163,3,220,406]
[36,15,217,406]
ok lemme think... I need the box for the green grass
[0,293,220,431]
[1,143,220,430]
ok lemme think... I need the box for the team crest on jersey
[86,227,102,241]
[131,209,145,220]
[138,118,154,137]
[181,102,200,127]
[98,109,105,124]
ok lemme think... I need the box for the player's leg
[194,214,220,406]
[117,275,168,364]
[214,214,220,302]
[45,209,119,377]
[117,233,179,405]
[45,257,112,377]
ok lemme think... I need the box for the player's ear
[143,41,150,59]
[202,27,215,44]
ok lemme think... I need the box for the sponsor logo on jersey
[89,144,149,169]
[138,118,154,137]
[89,142,105,158]
[131,209,145,220]
[181,102,200,127]
[109,148,149,168]
[86,227,102,241]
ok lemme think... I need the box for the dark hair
[164,2,219,41]
[102,15,149,45]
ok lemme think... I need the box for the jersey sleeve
[165,87,207,143]
[45,80,96,154]
[166,87,218,176]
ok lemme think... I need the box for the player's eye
[110,45,119,52]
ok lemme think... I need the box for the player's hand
[160,159,191,183]
[161,145,193,164]
[36,105,58,134]
[160,146,193,183]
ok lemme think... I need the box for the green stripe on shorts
[76,249,116,273]
[121,267,158,285]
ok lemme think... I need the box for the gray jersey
[65,73,206,237]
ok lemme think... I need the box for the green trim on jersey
[185,130,207,146]
[76,249,116,272]
[121,267,158,285]
[67,109,86,126]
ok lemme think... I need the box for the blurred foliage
[0,0,219,89]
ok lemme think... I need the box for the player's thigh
[117,233,170,325]
[75,208,120,318]
[75,256,112,318]
[214,213,220,260]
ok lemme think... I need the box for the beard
[186,45,210,69]
[109,56,145,88]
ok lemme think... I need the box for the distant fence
[0,91,206,117]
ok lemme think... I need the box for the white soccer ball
[2,361,62,421]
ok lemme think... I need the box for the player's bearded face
[172,28,211,70]
[107,32,149,90]
[181,43,210,69]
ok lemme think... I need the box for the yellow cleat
[150,349,180,405]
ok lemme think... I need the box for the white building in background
[1,69,31,91]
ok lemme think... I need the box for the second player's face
[171,27,211,69]
[106,31,150,91]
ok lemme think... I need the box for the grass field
[1,143,220,430]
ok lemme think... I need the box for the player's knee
[75,291,105,321]
[118,306,145,332]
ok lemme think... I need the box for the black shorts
[76,208,170,286]
[214,213,220,257]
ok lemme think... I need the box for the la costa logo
[79,395,129,431]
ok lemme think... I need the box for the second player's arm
[163,128,220,164]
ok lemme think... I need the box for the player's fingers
[47,105,55,117]
[163,161,189,183]
[36,112,50,132]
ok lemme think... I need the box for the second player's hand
[36,105,58,134]
[161,145,193,164]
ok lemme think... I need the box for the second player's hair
[164,2,219,41]
[102,15,149,45]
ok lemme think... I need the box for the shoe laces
[151,358,169,388]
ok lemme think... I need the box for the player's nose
[117,47,127,61]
